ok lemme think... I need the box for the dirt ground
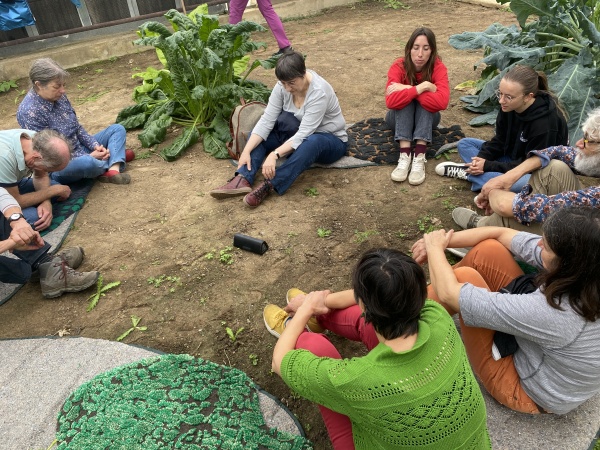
[0,1,514,447]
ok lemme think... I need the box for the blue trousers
[0,215,50,284]
[385,100,440,143]
[51,124,127,184]
[457,138,530,192]
[237,132,347,194]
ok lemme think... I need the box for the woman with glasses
[209,50,347,208]
[436,65,568,192]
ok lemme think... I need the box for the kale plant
[449,0,600,143]
[116,6,277,161]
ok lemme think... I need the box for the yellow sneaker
[286,288,326,334]
[263,304,290,338]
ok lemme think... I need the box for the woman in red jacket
[385,27,450,185]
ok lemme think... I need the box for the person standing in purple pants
[228,0,292,54]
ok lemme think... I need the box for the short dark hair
[352,248,426,340]
[275,50,306,82]
[541,207,600,321]
[31,129,71,170]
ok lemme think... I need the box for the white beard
[574,151,600,177]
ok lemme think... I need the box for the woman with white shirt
[209,50,348,207]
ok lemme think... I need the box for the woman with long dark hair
[413,207,600,414]
[385,27,450,185]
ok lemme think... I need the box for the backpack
[228,99,267,160]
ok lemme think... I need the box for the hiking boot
[54,246,85,270]
[452,207,482,229]
[391,153,412,182]
[39,258,99,299]
[263,304,291,338]
[435,162,469,180]
[286,288,326,334]
[408,153,427,185]
[243,180,273,208]
[209,175,252,199]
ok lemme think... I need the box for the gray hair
[582,108,600,143]
[29,58,69,88]
[31,129,71,170]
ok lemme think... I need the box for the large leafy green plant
[449,0,600,143]
[116,6,278,161]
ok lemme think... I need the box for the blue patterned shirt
[513,145,600,224]
[17,89,98,158]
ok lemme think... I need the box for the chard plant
[449,0,600,143]
[116,5,277,161]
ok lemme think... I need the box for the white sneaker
[391,153,412,182]
[408,153,426,185]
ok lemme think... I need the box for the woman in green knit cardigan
[263,248,491,449]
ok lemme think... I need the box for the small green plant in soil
[86,275,121,312]
[249,354,259,365]
[380,0,410,9]
[225,326,244,342]
[317,228,332,238]
[205,250,215,260]
[305,187,319,197]
[442,199,457,212]
[416,215,442,234]
[147,274,181,292]
[219,246,234,265]
[116,315,147,341]
[0,79,18,93]
[355,229,379,243]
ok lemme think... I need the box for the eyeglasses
[583,133,599,149]
[494,90,525,102]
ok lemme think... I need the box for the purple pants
[228,0,290,49]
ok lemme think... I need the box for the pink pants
[428,239,541,414]
[295,305,378,450]
[228,0,291,49]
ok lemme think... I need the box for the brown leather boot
[243,180,273,207]
[209,175,252,198]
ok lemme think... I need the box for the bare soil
[0,1,514,447]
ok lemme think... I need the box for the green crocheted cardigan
[281,300,491,449]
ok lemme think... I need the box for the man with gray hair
[452,107,600,235]
[0,128,71,232]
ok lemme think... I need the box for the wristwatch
[8,213,24,223]
[274,151,280,159]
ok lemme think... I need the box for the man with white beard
[451,107,600,235]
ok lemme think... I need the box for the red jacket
[385,57,450,113]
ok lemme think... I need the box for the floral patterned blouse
[513,145,600,224]
[17,89,98,158]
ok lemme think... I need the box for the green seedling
[226,326,244,342]
[135,150,154,159]
[205,250,215,260]
[380,0,410,9]
[317,228,332,238]
[147,275,181,290]
[0,79,18,93]
[355,229,379,243]
[219,246,234,265]
[416,215,442,233]
[287,231,298,238]
[14,89,26,104]
[305,187,319,197]
[87,275,121,312]
[249,354,259,365]
[116,315,147,341]
[396,232,407,239]
[442,199,457,212]
[95,68,104,73]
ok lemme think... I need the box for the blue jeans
[237,132,347,194]
[0,215,51,283]
[17,177,62,228]
[457,138,530,192]
[51,124,127,184]
[385,100,441,143]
